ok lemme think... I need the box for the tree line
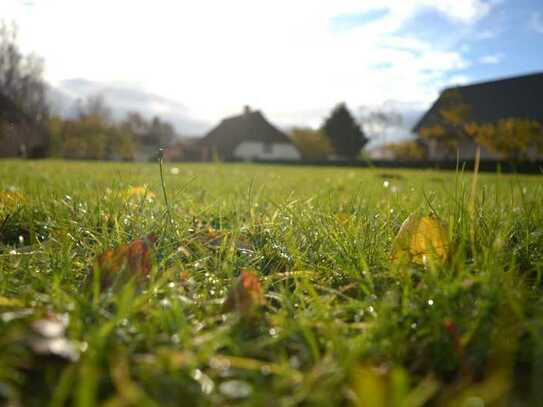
[1,20,541,162]
[0,22,176,160]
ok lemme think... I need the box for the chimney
[243,105,251,115]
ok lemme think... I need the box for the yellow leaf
[0,295,24,307]
[124,185,156,200]
[0,191,25,210]
[391,213,450,265]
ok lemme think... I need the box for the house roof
[412,72,543,132]
[199,107,295,157]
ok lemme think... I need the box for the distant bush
[289,127,333,160]
[48,114,136,161]
[382,140,427,160]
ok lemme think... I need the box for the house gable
[200,107,300,160]
[413,72,543,133]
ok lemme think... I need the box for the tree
[382,140,427,161]
[75,94,112,122]
[147,116,175,147]
[322,103,368,159]
[469,119,543,161]
[419,89,472,156]
[0,21,49,126]
[289,127,332,160]
[121,113,175,148]
[420,90,543,161]
[359,105,403,143]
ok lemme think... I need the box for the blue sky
[394,0,543,86]
[1,0,542,137]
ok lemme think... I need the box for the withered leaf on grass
[391,212,450,266]
[222,270,265,319]
[96,233,157,289]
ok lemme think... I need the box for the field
[1,160,542,406]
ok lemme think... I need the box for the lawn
[1,159,542,406]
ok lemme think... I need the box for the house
[198,106,301,161]
[0,91,47,158]
[413,72,543,160]
[163,137,207,162]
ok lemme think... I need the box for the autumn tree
[421,89,543,161]
[359,105,403,143]
[289,127,332,160]
[419,89,472,156]
[382,140,427,161]
[469,119,543,161]
[50,96,138,161]
[322,103,368,159]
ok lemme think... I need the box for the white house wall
[233,141,301,161]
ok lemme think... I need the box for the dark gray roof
[199,108,295,158]
[413,72,543,132]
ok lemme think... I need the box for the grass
[0,159,542,406]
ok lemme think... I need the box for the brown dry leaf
[96,233,157,288]
[390,212,450,265]
[222,270,265,318]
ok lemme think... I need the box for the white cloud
[0,0,495,130]
[479,53,503,64]
[530,12,543,34]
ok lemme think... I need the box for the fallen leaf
[96,233,157,288]
[222,270,265,318]
[0,191,25,210]
[335,212,352,225]
[0,295,24,307]
[124,185,156,200]
[391,212,450,265]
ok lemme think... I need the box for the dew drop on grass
[192,369,214,395]
[289,355,301,369]
[260,365,272,375]
[219,380,252,399]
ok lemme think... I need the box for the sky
[1,0,543,140]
